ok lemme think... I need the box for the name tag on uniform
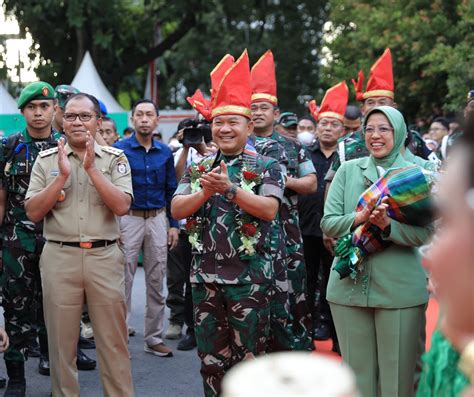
[50,170,59,176]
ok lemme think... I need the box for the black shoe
[76,349,96,371]
[38,356,50,376]
[177,333,197,351]
[4,361,25,397]
[27,339,40,358]
[313,324,331,341]
[78,336,95,350]
[0,376,5,389]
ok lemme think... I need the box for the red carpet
[313,298,440,359]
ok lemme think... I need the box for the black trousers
[302,235,336,340]
[166,231,194,333]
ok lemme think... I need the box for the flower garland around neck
[186,160,262,256]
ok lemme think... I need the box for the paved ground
[0,267,203,396]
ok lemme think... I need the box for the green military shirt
[174,146,285,285]
[0,129,62,252]
[270,132,316,247]
[254,135,289,282]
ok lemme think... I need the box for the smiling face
[364,112,394,158]
[21,99,56,132]
[212,114,253,156]
[131,102,159,136]
[428,121,448,143]
[63,97,101,148]
[250,101,279,136]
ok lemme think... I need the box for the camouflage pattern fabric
[329,130,369,178]
[254,136,295,351]
[0,128,61,362]
[192,282,270,397]
[270,132,315,351]
[2,243,46,362]
[174,147,285,285]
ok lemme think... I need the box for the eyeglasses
[364,126,393,135]
[63,113,97,122]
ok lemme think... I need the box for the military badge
[117,162,128,174]
[42,86,49,96]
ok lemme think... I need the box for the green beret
[55,84,80,108]
[17,81,55,109]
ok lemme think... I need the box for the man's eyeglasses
[63,113,97,122]
[364,126,393,135]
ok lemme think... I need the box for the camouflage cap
[17,81,55,109]
[55,84,80,108]
[278,112,298,127]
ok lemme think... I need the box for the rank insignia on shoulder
[39,147,59,158]
[102,146,123,156]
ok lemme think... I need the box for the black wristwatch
[224,184,238,201]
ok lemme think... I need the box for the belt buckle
[80,242,93,249]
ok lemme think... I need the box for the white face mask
[297,131,314,146]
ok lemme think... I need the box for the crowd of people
[0,45,472,397]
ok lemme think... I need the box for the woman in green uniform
[321,106,433,397]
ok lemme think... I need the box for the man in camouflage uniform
[0,82,61,396]
[250,50,317,352]
[172,51,285,397]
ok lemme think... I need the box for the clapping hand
[200,161,233,195]
[83,131,96,172]
[57,137,71,179]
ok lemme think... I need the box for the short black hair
[344,105,362,120]
[298,116,316,126]
[102,116,117,131]
[432,117,449,130]
[63,93,101,116]
[131,99,159,116]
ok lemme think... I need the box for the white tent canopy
[71,51,125,113]
[0,83,19,114]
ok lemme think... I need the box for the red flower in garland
[185,218,198,232]
[197,164,206,173]
[241,223,257,237]
[243,170,259,180]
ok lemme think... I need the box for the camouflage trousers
[192,282,271,397]
[266,266,295,352]
[287,245,312,351]
[1,243,47,362]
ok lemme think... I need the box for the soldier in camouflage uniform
[172,51,285,397]
[250,50,317,352]
[0,82,61,396]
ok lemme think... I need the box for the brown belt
[128,208,165,219]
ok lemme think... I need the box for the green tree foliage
[3,0,328,113]
[323,0,474,120]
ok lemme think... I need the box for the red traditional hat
[210,54,235,103]
[308,81,348,122]
[211,50,252,119]
[352,48,394,102]
[250,50,278,106]
[186,89,212,121]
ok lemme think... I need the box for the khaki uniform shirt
[26,143,133,242]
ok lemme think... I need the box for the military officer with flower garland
[250,50,317,352]
[171,50,285,397]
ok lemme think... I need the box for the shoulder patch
[101,146,123,156]
[39,147,59,158]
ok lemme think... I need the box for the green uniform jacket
[321,154,432,309]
